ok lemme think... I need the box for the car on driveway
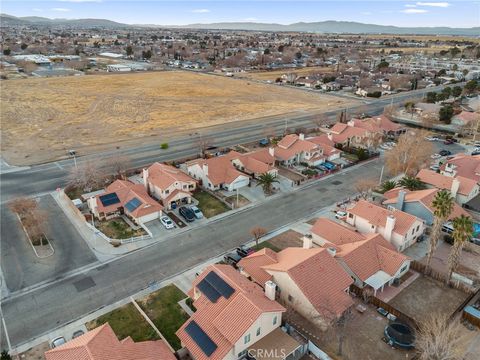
[439,150,452,157]
[224,252,242,267]
[160,216,175,229]
[51,337,66,348]
[236,245,254,257]
[430,164,440,171]
[72,330,85,339]
[190,205,204,219]
[179,206,195,222]
[431,153,441,159]
[335,210,347,219]
[472,150,480,156]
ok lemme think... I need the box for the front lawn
[253,241,280,252]
[85,303,158,342]
[96,218,146,239]
[193,190,230,218]
[138,284,189,350]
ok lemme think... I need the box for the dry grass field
[343,34,480,43]
[237,65,335,81]
[1,70,353,165]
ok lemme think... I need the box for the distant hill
[0,14,128,28]
[1,14,478,35]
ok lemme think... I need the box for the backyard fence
[85,221,151,245]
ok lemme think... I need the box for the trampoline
[384,322,415,349]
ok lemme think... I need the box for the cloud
[405,4,417,7]
[192,9,210,13]
[416,2,450,7]
[51,8,71,12]
[401,8,429,13]
[360,11,372,15]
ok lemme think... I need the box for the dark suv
[179,206,195,222]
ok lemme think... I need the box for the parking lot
[1,194,97,293]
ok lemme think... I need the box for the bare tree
[421,110,438,129]
[416,313,466,360]
[385,130,434,176]
[195,134,213,158]
[383,104,399,118]
[8,197,37,219]
[68,160,105,192]
[106,154,132,179]
[9,197,48,244]
[250,226,267,248]
[354,179,377,199]
[312,113,329,130]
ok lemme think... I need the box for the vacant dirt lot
[1,70,353,165]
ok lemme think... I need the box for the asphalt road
[1,194,97,294]
[1,158,384,349]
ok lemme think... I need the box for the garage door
[230,177,250,191]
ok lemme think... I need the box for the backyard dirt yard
[1,70,354,165]
[237,65,335,81]
[388,275,468,324]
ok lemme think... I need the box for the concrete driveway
[1,194,97,294]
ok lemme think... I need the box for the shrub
[160,143,169,149]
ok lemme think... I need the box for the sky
[2,1,479,27]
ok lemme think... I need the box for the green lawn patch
[96,218,146,239]
[193,190,230,218]
[85,303,158,342]
[253,241,280,252]
[138,284,189,350]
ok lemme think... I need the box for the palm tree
[256,173,279,195]
[380,180,397,193]
[447,215,474,284]
[398,176,426,191]
[426,190,454,271]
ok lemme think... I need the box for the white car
[431,153,441,159]
[51,337,66,349]
[190,205,204,219]
[380,144,392,150]
[160,216,175,229]
[386,142,396,147]
[335,210,347,219]
[430,165,440,171]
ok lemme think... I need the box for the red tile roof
[187,156,246,186]
[311,218,365,246]
[274,134,320,161]
[237,248,277,285]
[441,154,480,182]
[146,163,196,190]
[176,265,285,360]
[45,323,175,360]
[417,169,477,196]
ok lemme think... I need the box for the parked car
[443,139,454,145]
[236,245,254,257]
[431,153,441,159]
[335,210,347,219]
[377,307,389,317]
[51,337,66,348]
[472,150,480,156]
[224,252,242,266]
[429,165,440,171]
[160,216,175,229]
[259,138,269,147]
[179,206,195,222]
[439,150,452,156]
[190,205,204,219]
[72,330,85,339]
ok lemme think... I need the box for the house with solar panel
[87,180,163,225]
[176,264,304,360]
[143,163,197,210]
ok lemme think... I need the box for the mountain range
[1,13,478,35]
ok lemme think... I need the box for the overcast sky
[2,1,479,27]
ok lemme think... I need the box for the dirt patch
[278,167,306,182]
[1,70,356,165]
[18,341,50,360]
[389,276,468,324]
[268,230,304,250]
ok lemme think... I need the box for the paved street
[0,194,97,294]
[1,159,384,349]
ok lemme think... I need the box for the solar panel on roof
[124,197,142,212]
[205,271,235,299]
[185,321,217,356]
[197,279,221,302]
[99,193,120,207]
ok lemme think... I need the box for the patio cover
[364,270,392,291]
[248,328,301,360]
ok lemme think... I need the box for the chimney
[397,190,406,211]
[299,133,305,140]
[302,234,313,249]
[264,281,276,301]
[327,247,337,257]
[268,147,275,157]
[327,132,333,141]
[385,214,396,242]
[203,163,208,175]
[142,168,149,189]
[451,178,460,198]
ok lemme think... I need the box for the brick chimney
[384,214,396,242]
[451,178,460,198]
[302,234,313,249]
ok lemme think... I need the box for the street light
[68,149,77,169]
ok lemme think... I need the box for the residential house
[224,149,278,179]
[176,264,302,360]
[87,180,162,224]
[451,111,480,133]
[346,200,425,251]
[238,247,353,328]
[143,162,196,210]
[306,136,342,161]
[186,156,250,192]
[417,168,479,205]
[441,154,480,183]
[310,218,411,295]
[324,123,378,149]
[348,115,406,137]
[272,134,325,166]
[383,188,470,226]
[45,323,175,360]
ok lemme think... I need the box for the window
[164,189,169,195]
[273,315,278,325]
[416,225,420,232]
[238,350,247,359]
[256,327,261,336]
[400,265,408,273]
[244,334,251,344]
[411,228,414,235]
[348,213,354,219]
[288,294,293,302]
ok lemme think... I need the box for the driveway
[1,194,97,293]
